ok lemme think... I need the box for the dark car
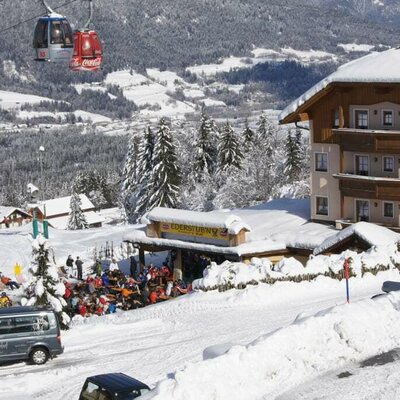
[0,306,63,365]
[79,373,151,400]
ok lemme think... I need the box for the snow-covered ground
[0,270,398,399]
[0,91,54,111]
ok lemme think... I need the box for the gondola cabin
[69,30,103,72]
[33,13,74,62]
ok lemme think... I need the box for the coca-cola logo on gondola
[70,57,102,71]
[162,224,170,230]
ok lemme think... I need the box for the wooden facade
[282,82,400,227]
[0,209,32,229]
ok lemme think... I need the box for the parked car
[79,373,150,400]
[0,306,63,365]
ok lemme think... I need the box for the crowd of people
[61,256,192,318]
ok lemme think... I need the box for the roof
[313,222,400,255]
[279,48,400,123]
[0,306,53,315]
[0,207,31,221]
[33,194,95,218]
[147,207,251,234]
[87,373,149,392]
[125,199,336,256]
[48,211,105,230]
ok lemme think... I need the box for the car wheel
[29,348,49,365]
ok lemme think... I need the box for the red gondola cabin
[70,30,103,72]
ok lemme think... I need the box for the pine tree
[285,128,303,183]
[218,122,244,172]
[257,112,276,152]
[121,131,141,220]
[194,110,219,178]
[67,193,89,230]
[23,236,70,330]
[134,126,156,217]
[242,118,255,149]
[147,118,180,210]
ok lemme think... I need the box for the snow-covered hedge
[193,243,400,291]
[144,292,400,400]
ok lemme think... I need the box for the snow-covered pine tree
[147,118,181,210]
[23,236,70,330]
[284,128,303,183]
[242,118,255,149]
[121,131,140,220]
[256,112,276,154]
[67,193,89,230]
[134,126,156,217]
[218,121,244,172]
[194,110,219,178]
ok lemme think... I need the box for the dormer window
[383,110,393,127]
[355,110,369,129]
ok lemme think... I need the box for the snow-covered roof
[147,207,251,234]
[34,194,95,218]
[280,48,400,123]
[48,211,105,230]
[313,222,400,255]
[0,206,31,221]
[125,199,337,255]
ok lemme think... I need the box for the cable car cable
[0,0,80,35]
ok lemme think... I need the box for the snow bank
[145,292,400,399]
[193,242,400,291]
[193,259,272,290]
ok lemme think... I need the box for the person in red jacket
[0,273,20,290]
[149,290,157,304]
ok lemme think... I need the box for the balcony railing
[332,128,400,153]
[333,173,400,200]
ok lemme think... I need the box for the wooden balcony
[333,128,400,153]
[333,173,400,200]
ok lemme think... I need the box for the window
[333,110,340,128]
[50,21,63,44]
[383,156,394,173]
[384,202,394,218]
[383,110,393,127]
[315,153,328,172]
[0,318,13,335]
[355,155,369,176]
[356,200,369,222]
[12,315,49,334]
[316,197,328,216]
[33,20,48,48]
[355,110,369,129]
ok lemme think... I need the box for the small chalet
[124,200,337,279]
[0,207,32,229]
[30,194,105,230]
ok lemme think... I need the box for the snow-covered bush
[22,235,70,329]
[193,242,400,292]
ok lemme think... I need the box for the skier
[0,292,12,308]
[94,259,102,276]
[66,255,74,277]
[109,259,119,272]
[75,257,83,280]
[0,273,20,290]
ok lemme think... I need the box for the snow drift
[193,242,400,291]
[144,292,400,399]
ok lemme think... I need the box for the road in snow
[0,271,396,400]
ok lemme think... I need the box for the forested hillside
[0,0,399,81]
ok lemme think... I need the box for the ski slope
[0,271,398,399]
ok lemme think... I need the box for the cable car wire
[0,0,80,34]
